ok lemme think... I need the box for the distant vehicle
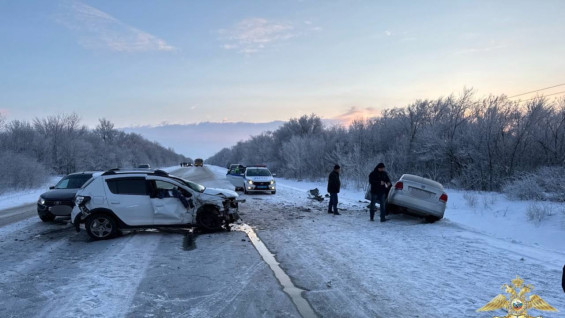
[386,174,447,222]
[71,169,242,240]
[137,164,151,169]
[180,162,192,167]
[227,165,276,194]
[194,159,204,167]
[37,171,102,222]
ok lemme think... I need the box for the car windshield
[246,168,271,177]
[55,174,92,189]
[175,177,206,193]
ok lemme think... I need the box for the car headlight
[247,180,253,184]
[270,180,275,184]
[38,197,46,205]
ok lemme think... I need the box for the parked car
[194,159,204,167]
[227,165,276,194]
[37,171,102,222]
[137,164,151,168]
[71,169,242,240]
[386,174,447,222]
[180,162,192,167]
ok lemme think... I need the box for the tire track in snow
[37,233,161,318]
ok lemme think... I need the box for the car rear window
[106,178,148,195]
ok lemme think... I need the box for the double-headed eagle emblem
[477,276,557,318]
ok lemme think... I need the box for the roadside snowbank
[0,176,61,210]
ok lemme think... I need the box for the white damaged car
[71,169,242,240]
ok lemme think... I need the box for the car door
[148,178,195,225]
[104,177,154,226]
[226,168,245,188]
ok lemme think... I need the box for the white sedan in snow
[386,174,448,222]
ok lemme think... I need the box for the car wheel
[196,206,223,231]
[271,191,276,195]
[425,215,441,223]
[39,212,56,222]
[85,214,118,240]
[387,204,400,214]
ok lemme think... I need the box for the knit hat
[376,163,385,169]
[334,164,341,170]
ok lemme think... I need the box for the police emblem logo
[477,276,557,318]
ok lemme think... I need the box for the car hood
[202,187,238,198]
[40,189,79,200]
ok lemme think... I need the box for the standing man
[327,164,341,215]
[369,163,391,222]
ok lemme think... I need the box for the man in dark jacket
[327,164,341,215]
[369,162,391,222]
[562,264,565,292]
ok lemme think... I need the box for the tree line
[0,114,190,193]
[207,90,565,196]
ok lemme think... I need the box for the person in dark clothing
[327,164,341,215]
[368,163,391,222]
[562,265,565,293]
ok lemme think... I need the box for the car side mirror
[49,186,55,190]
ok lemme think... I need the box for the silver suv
[71,169,241,240]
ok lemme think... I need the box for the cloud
[333,106,380,125]
[218,18,296,54]
[55,0,175,52]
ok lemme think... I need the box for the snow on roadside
[207,165,565,258]
[0,176,61,210]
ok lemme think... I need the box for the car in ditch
[227,165,276,194]
[386,174,448,222]
[71,169,242,240]
[37,171,102,222]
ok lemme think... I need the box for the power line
[508,83,565,98]
[517,90,565,103]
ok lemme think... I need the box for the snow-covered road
[0,166,563,317]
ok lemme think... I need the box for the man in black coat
[562,264,565,292]
[368,162,391,222]
[327,164,341,215]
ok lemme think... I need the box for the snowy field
[0,165,563,317]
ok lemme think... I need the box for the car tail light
[394,181,403,190]
[439,193,448,203]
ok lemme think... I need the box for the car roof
[400,174,444,189]
[101,168,169,177]
[67,171,103,176]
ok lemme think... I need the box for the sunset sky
[1,0,565,129]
